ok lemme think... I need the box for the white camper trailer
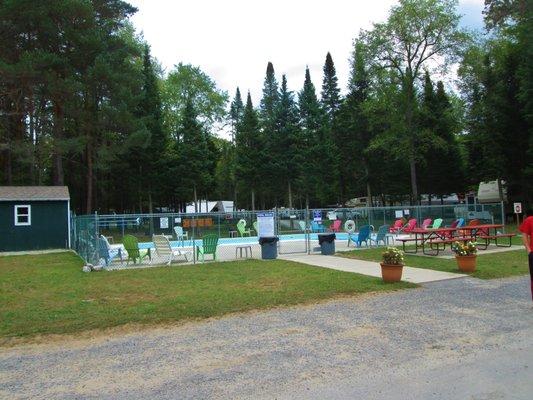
[477,180,507,203]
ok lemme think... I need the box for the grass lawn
[0,252,415,340]
[338,243,528,280]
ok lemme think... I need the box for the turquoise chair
[369,224,391,247]
[350,225,371,247]
[311,221,325,233]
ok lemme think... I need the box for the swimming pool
[137,232,353,249]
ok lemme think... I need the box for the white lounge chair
[152,234,192,265]
[174,226,189,243]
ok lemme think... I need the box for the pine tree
[139,44,167,212]
[298,67,337,206]
[273,75,301,208]
[235,92,262,210]
[334,42,374,204]
[177,97,210,211]
[229,87,244,143]
[321,52,341,123]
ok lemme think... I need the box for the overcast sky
[128,0,485,105]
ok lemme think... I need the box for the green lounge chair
[236,219,251,237]
[123,234,151,265]
[431,218,443,229]
[196,234,219,262]
[253,221,258,235]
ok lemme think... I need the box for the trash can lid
[318,233,336,244]
[259,236,279,245]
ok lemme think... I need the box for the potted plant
[452,241,477,272]
[380,247,404,282]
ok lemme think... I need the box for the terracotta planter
[380,263,404,282]
[455,255,477,272]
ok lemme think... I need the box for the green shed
[0,186,70,252]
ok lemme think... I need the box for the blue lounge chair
[350,225,371,247]
[98,235,122,266]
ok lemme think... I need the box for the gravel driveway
[1,276,532,399]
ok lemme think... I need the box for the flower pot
[380,263,404,282]
[455,255,477,272]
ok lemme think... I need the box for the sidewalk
[279,254,466,283]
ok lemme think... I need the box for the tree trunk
[194,185,198,213]
[85,143,93,214]
[52,100,64,185]
[251,188,255,212]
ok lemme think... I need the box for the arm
[522,233,531,254]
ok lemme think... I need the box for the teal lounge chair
[350,225,371,247]
[431,218,443,229]
[298,220,307,232]
[311,221,325,233]
[197,234,219,262]
[369,224,391,247]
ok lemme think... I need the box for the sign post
[257,212,275,237]
[514,202,522,226]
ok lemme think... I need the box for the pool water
[138,232,353,249]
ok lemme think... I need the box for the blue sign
[313,210,322,221]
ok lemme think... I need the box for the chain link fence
[71,202,505,268]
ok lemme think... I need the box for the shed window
[14,205,31,226]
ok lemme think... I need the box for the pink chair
[329,219,342,232]
[422,218,432,229]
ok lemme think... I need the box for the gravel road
[1,276,532,399]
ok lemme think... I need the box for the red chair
[389,219,403,233]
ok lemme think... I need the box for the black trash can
[259,236,279,260]
[318,233,336,255]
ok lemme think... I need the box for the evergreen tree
[320,52,341,123]
[273,75,301,208]
[298,67,337,206]
[334,41,374,204]
[235,92,262,210]
[177,97,210,211]
[138,44,167,212]
[229,87,244,143]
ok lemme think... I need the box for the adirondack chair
[402,218,417,233]
[97,235,122,266]
[152,235,191,265]
[369,224,391,246]
[329,219,342,232]
[311,220,326,233]
[174,226,189,243]
[236,219,251,237]
[298,220,307,232]
[444,218,465,238]
[196,234,219,262]
[389,219,403,233]
[123,234,151,265]
[253,221,258,235]
[459,219,480,237]
[421,218,433,229]
[430,218,443,229]
[349,225,371,247]
[345,220,357,245]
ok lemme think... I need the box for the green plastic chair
[253,221,258,235]
[196,234,219,262]
[236,219,251,237]
[431,218,443,229]
[123,234,151,265]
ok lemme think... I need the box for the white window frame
[14,205,31,226]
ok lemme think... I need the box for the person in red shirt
[519,207,533,301]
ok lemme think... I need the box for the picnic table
[396,224,514,256]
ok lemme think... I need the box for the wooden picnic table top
[410,224,503,235]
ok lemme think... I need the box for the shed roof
[0,186,70,201]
